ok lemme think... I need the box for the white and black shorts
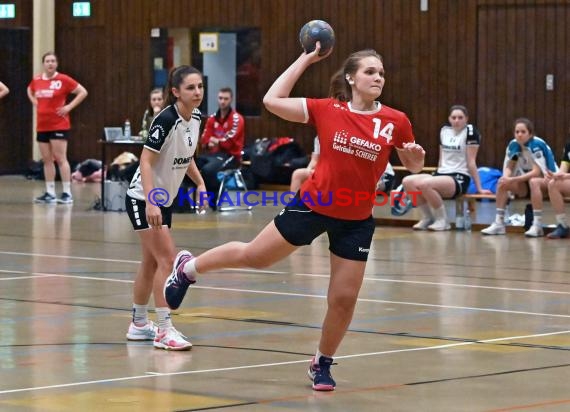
[126,194,173,231]
[274,193,375,262]
[433,172,471,198]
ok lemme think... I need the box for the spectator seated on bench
[481,118,558,237]
[544,140,570,239]
[402,105,490,231]
[290,136,320,193]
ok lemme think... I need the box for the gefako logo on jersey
[332,130,386,162]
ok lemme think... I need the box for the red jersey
[301,98,415,220]
[28,73,79,132]
[200,108,245,160]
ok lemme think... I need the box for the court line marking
[3,273,570,319]
[0,251,140,264]
[295,273,570,295]
[0,250,568,295]
[0,330,567,395]
[0,275,52,281]
[485,398,570,412]
[194,285,570,318]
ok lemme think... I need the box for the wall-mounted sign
[72,2,91,17]
[199,33,219,52]
[0,4,15,19]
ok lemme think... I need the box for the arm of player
[396,142,425,174]
[263,42,331,123]
[0,81,9,99]
[466,145,492,194]
[186,159,207,212]
[27,86,37,106]
[58,84,88,116]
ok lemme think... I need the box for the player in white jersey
[403,105,490,230]
[482,118,558,236]
[125,66,206,350]
[544,140,570,239]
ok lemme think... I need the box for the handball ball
[299,20,335,56]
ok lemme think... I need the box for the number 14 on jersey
[372,118,394,142]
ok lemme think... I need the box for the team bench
[392,166,437,173]
[456,194,570,217]
[455,193,497,220]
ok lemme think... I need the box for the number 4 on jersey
[372,118,394,142]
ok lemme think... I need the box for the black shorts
[37,130,69,143]
[433,172,471,198]
[125,194,173,231]
[274,194,375,262]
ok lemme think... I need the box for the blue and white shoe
[307,356,336,391]
[57,192,74,204]
[546,224,569,239]
[34,192,56,204]
[390,184,413,216]
[164,250,196,310]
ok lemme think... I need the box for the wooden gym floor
[0,175,568,412]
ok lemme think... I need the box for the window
[150,27,261,117]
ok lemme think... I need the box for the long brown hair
[328,49,384,101]
[164,65,203,106]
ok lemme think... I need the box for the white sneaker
[428,219,451,231]
[524,225,544,238]
[481,222,506,235]
[126,321,158,341]
[153,327,192,351]
[413,219,433,230]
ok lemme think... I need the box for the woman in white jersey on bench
[402,105,490,231]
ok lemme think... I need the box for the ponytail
[329,69,350,101]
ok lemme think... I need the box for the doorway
[476,4,569,167]
[0,28,32,174]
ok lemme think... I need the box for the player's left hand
[56,105,71,117]
[402,142,425,155]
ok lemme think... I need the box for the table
[98,139,144,211]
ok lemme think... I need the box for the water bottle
[464,209,472,232]
[455,216,465,230]
[124,119,131,140]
